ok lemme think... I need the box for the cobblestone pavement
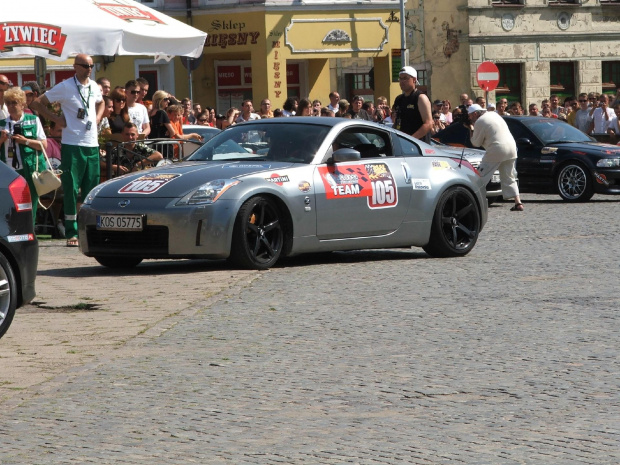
[0,194,619,464]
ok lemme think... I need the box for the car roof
[232,116,384,130]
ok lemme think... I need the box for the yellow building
[0,1,408,114]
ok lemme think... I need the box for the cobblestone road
[1,194,619,464]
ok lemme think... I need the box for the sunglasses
[129,90,140,95]
[198,118,208,122]
[5,100,19,105]
[75,63,95,69]
[579,99,588,103]
[114,98,126,103]
[433,117,440,120]
[0,80,9,86]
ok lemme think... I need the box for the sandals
[510,203,524,212]
[66,237,79,247]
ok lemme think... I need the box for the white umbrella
[0,0,206,60]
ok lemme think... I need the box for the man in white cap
[392,66,432,141]
[468,104,523,211]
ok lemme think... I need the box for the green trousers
[60,144,100,239]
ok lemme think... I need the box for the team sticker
[318,162,398,209]
[119,173,181,194]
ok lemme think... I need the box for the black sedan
[434,116,620,202]
[0,163,39,338]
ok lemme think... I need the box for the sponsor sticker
[541,147,558,154]
[118,173,180,194]
[431,160,451,170]
[412,179,431,190]
[265,173,290,186]
[318,162,398,209]
[424,148,436,155]
[298,181,311,192]
[594,172,609,186]
[7,234,35,243]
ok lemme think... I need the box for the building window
[599,0,620,4]
[547,0,580,4]
[602,61,620,96]
[495,63,522,105]
[492,0,523,5]
[550,62,575,99]
[345,73,374,102]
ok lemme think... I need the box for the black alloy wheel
[230,196,284,270]
[423,186,480,258]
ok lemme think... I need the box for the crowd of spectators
[430,91,620,139]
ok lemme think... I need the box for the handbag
[31,142,62,197]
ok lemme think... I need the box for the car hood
[96,160,295,198]
[548,141,620,157]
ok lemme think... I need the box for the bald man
[31,54,104,247]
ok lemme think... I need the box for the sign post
[476,61,500,108]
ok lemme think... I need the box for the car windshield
[519,118,594,144]
[188,122,331,163]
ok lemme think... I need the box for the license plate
[96,215,144,231]
[491,174,501,184]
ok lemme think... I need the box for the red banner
[217,66,242,86]
[96,3,165,24]
[0,22,67,56]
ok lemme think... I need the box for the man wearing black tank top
[393,66,432,142]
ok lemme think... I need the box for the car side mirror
[516,138,532,146]
[332,148,361,163]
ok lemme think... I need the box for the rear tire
[423,186,480,258]
[94,256,143,268]
[230,196,284,270]
[0,252,18,339]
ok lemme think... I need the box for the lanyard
[74,76,91,115]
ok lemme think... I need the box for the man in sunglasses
[125,79,150,138]
[31,54,104,247]
[573,93,592,134]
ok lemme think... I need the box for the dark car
[434,116,620,202]
[0,163,38,338]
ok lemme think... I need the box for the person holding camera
[31,54,104,247]
[0,87,48,222]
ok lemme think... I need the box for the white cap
[399,66,417,79]
[487,102,496,109]
[467,103,486,114]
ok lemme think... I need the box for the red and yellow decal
[318,162,398,209]
[118,173,180,194]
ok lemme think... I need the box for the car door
[313,126,412,240]
[505,118,554,188]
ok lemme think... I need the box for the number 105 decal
[318,162,398,209]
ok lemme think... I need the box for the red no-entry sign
[477,61,500,92]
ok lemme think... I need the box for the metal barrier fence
[102,138,202,180]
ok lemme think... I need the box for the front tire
[0,252,18,339]
[556,163,593,202]
[423,186,480,258]
[94,256,143,268]
[230,196,284,270]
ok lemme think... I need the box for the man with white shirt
[589,94,614,135]
[31,54,104,246]
[327,91,340,112]
[235,100,261,123]
[125,79,150,137]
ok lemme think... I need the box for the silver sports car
[78,118,488,269]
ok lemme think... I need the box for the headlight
[597,158,620,168]
[82,182,108,205]
[176,179,240,205]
